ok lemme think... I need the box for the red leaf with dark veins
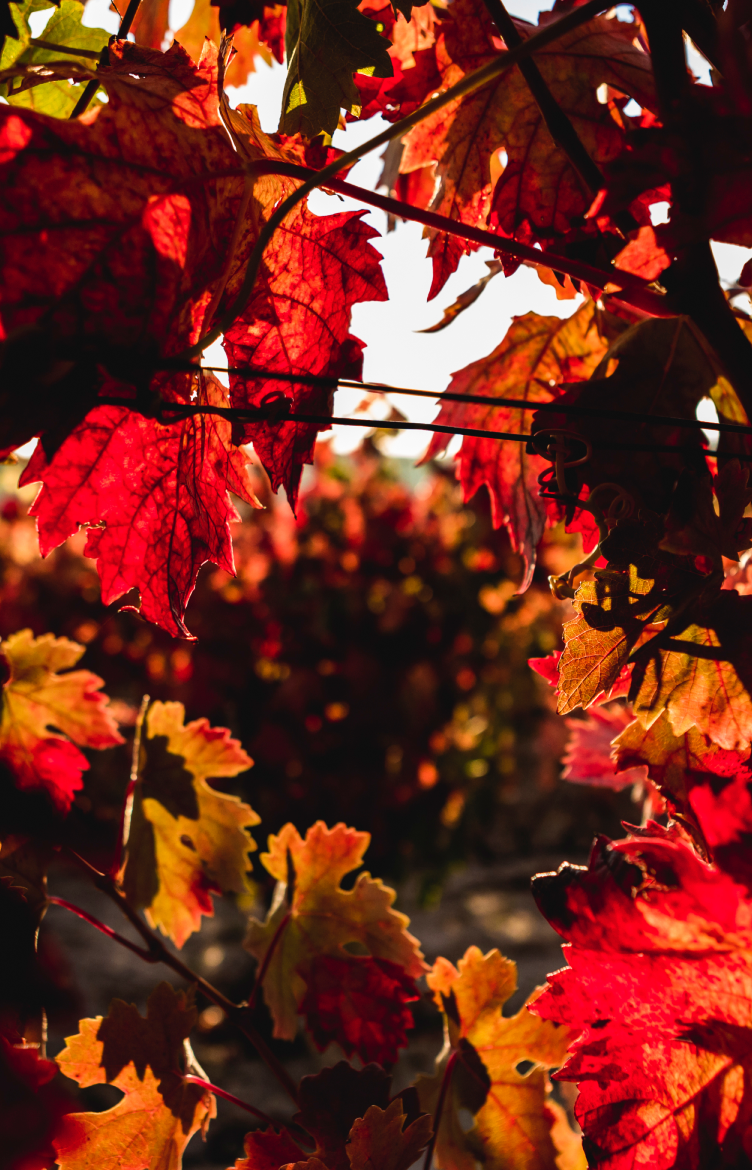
[531,826,752,1170]
[224,208,388,509]
[301,955,419,1066]
[20,378,258,639]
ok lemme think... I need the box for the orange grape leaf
[0,629,122,813]
[399,0,656,294]
[173,0,272,86]
[422,304,619,589]
[54,983,214,1170]
[416,947,580,1170]
[121,700,257,948]
[347,1100,432,1170]
[245,821,426,1044]
[630,591,752,752]
[613,709,751,813]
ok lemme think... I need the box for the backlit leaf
[347,1099,432,1170]
[54,983,215,1170]
[417,946,580,1170]
[121,700,257,948]
[532,826,752,1170]
[423,304,619,589]
[245,820,426,1051]
[281,0,392,138]
[0,629,122,812]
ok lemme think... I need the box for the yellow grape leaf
[417,947,580,1170]
[121,700,258,948]
[0,628,122,811]
[54,983,215,1170]
[245,820,426,1040]
[347,1100,433,1170]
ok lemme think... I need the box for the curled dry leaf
[0,629,122,813]
[121,700,257,948]
[245,820,426,1055]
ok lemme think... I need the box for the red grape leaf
[222,142,388,509]
[121,700,257,948]
[422,304,617,589]
[300,954,418,1065]
[245,820,426,1043]
[20,376,260,640]
[562,702,648,790]
[235,1127,305,1170]
[0,1026,71,1170]
[347,1100,432,1170]
[54,983,215,1170]
[416,946,580,1170]
[532,826,752,1170]
[173,0,276,85]
[0,629,122,813]
[399,0,656,295]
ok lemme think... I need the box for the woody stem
[247,912,290,1011]
[180,0,612,360]
[69,0,142,118]
[109,693,149,878]
[423,1051,458,1170]
[62,848,300,1105]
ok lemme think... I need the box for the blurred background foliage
[0,439,634,902]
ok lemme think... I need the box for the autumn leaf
[300,954,419,1065]
[0,0,110,118]
[398,0,656,294]
[173,0,274,86]
[531,317,726,516]
[21,376,260,640]
[416,947,580,1170]
[235,1062,425,1170]
[245,821,426,1053]
[659,461,752,570]
[223,183,388,508]
[423,304,619,589]
[0,629,122,812]
[347,1099,432,1170]
[531,825,752,1169]
[54,983,215,1170]
[211,0,287,63]
[562,702,648,791]
[1,39,384,562]
[280,0,392,138]
[121,700,257,948]
[0,1025,72,1170]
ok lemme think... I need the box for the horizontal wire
[103,397,752,460]
[193,365,752,438]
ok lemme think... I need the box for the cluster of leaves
[6,0,752,1164]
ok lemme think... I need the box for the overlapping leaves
[245,820,426,1063]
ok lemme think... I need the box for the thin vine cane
[179,0,612,361]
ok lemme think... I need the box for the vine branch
[179,0,612,360]
[59,849,300,1105]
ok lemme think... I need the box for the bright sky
[72,0,750,463]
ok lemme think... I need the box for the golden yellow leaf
[245,820,426,1040]
[121,701,257,947]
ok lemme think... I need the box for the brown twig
[422,1051,457,1170]
[61,848,300,1104]
[180,0,612,360]
[46,896,155,961]
[183,1075,277,1126]
[69,0,143,119]
[110,693,149,878]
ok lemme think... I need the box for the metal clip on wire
[531,429,635,599]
